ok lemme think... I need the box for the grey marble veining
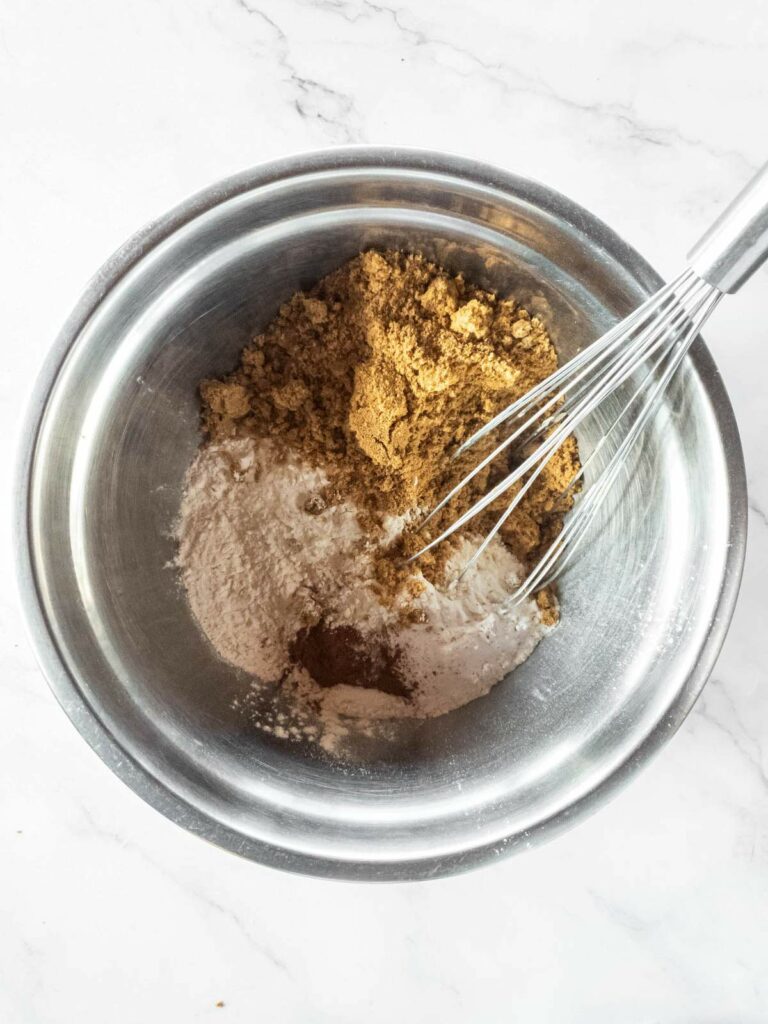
[1,0,767,1020]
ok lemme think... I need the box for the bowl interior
[27,160,737,876]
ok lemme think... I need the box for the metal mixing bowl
[16,148,746,880]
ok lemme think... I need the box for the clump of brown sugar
[200,250,579,614]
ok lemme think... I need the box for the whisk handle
[687,162,768,293]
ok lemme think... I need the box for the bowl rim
[14,146,748,880]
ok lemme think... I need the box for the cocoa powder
[289,622,411,697]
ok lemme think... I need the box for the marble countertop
[2,0,767,1020]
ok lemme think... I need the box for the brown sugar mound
[200,251,579,612]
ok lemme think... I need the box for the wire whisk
[410,162,768,599]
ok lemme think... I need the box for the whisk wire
[410,266,723,595]
[512,285,722,601]
[411,271,711,562]
[453,271,692,459]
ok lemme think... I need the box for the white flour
[176,437,549,732]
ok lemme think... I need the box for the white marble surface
[2,0,768,1019]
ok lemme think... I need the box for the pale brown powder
[200,250,579,621]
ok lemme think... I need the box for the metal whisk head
[409,268,722,599]
[409,159,768,599]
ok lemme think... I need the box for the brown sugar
[200,250,579,611]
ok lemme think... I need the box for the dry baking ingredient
[200,251,579,609]
[177,251,580,751]
[177,437,547,739]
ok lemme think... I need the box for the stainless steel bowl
[16,148,746,880]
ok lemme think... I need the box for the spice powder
[200,250,579,622]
